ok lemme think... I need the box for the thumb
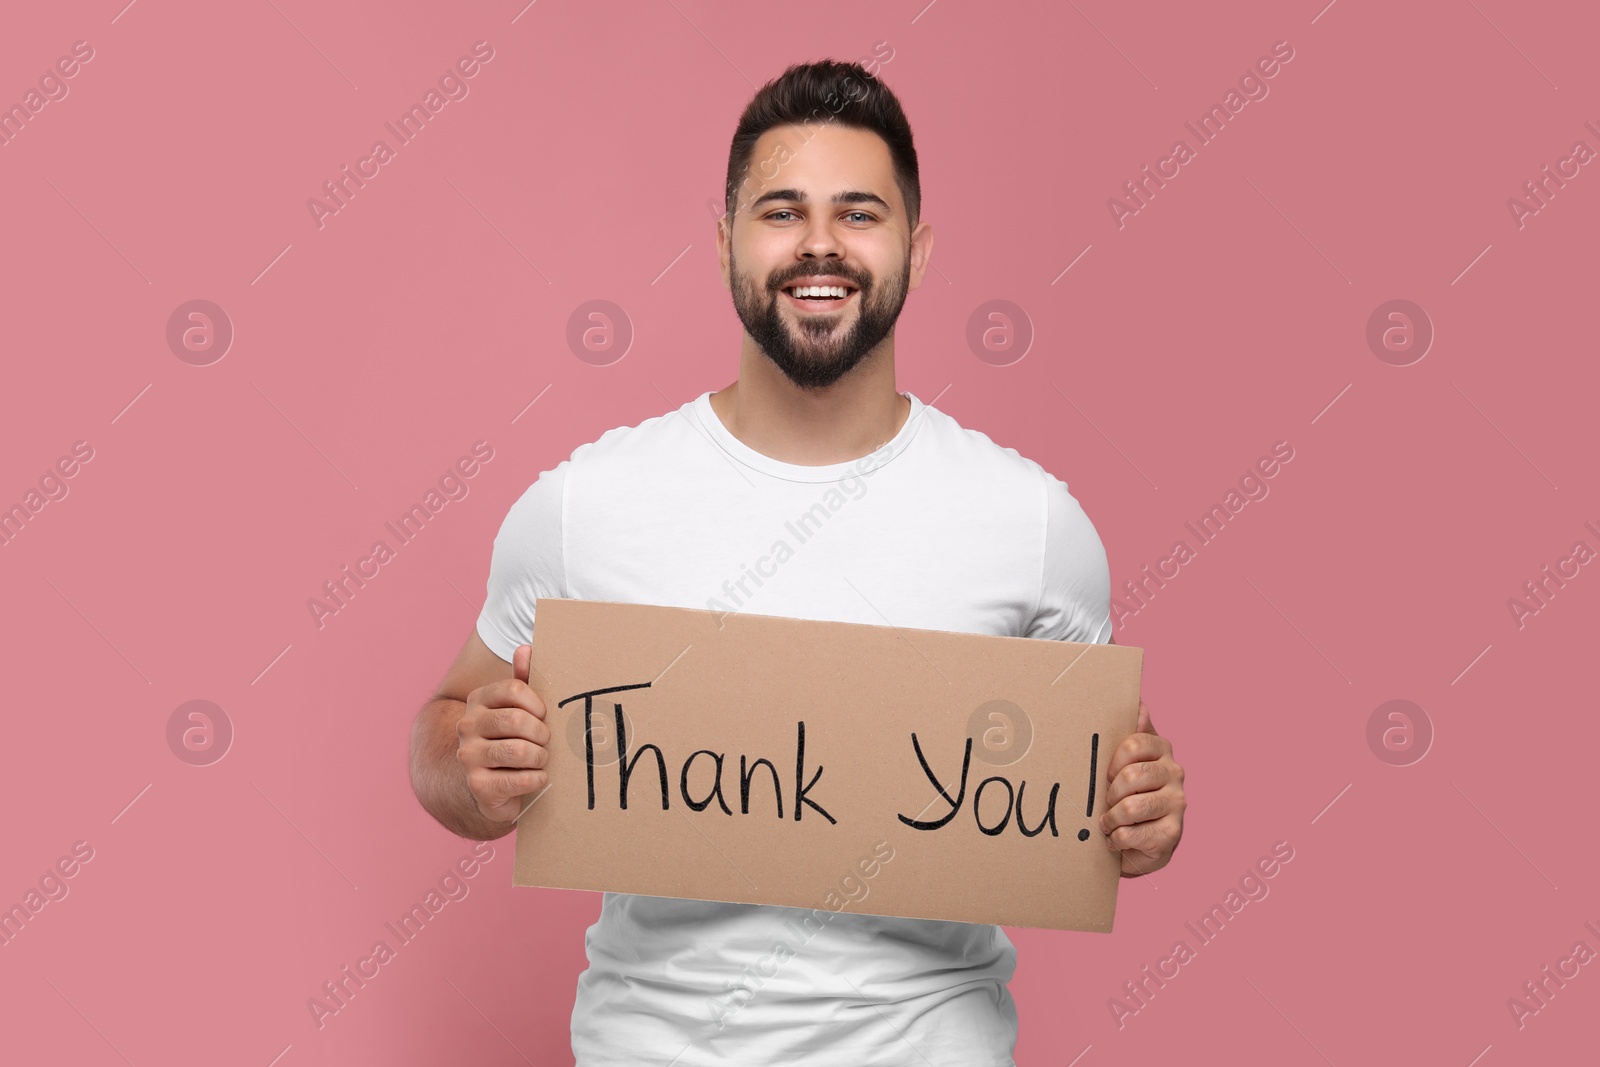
[513,643,532,685]
[1136,696,1156,735]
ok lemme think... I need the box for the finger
[471,735,549,771]
[1106,758,1170,807]
[1108,813,1181,859]
[472,768,548,819]
[1113,812,1177,857]
[1100,786,1177,833]
[467,703,549,744]
[476,677,546,720]
[1116,843,1165,876]
[514,643,532,685]
[1105,732,1171,784]
[1118,841,1167,875]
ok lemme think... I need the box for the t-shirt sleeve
[1023,467,1112,645]
[475,462,568,662]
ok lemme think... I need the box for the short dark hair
[724,59,920,230]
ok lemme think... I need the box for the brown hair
[724,58,920,229]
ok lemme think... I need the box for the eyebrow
[746,188,893,216]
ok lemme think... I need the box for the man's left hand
[1099,697,1185,877]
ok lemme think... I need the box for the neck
[710,339,910,466]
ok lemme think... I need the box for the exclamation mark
[1077,732,1099,841]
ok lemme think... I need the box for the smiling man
[410,59,1185,1066]
[725,148,910,392]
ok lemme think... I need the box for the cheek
[729,262,766,299]
[737,253,784,293]
[865,250,908,290]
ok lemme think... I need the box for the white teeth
[789,285,850,299]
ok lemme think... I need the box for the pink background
[2,1,1595,1064]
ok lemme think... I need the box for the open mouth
[781,282,858,312]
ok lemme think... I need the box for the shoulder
[914,401,1076,503]
[504,400,696,504]
[560,401,702,479]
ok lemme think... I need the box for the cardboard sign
[513,598,1143,932]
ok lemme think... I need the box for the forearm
[409,697,518,841]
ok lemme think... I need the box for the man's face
[719,123,930,391]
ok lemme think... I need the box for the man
[410,58,1185,1065]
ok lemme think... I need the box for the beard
[728,248,911,391]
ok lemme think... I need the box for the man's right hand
[456,643,549,824]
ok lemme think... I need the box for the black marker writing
[1085,732,1099,817]
[793,720,836,824]
[558,682,655,810]
[897,731,1083,841]
[558,684,835,824]
[1076,732,1100,841]
[898,733,971,830]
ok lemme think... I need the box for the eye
[762,209,877,223]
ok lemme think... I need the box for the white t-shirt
[477,389,1112,1066]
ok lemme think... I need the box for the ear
[716,213,732,291]
[906,219,934,291]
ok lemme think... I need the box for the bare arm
[409,628,547,841]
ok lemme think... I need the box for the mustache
[772,270,869,290]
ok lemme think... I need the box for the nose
[797,211,844,260]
